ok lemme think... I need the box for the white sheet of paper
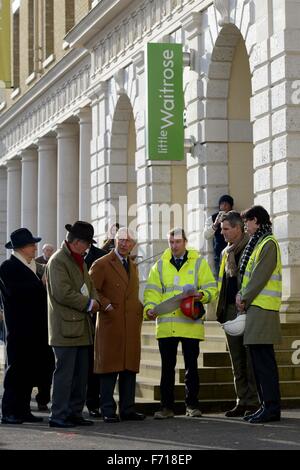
[80,283,89,297]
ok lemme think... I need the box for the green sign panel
[146,43,184,161]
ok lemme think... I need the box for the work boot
[154,408,174,419]
[186,407,202,417]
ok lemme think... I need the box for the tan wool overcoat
[89,250,143,374]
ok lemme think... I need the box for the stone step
[280,323,300,335]
[141,333,228,351]
[134,397,300,415]
[139,360,300,385]
[136,379,300,401]
[140,347,297,366]
[193,364,300,383]
[274,336,300,350]
[141,332,299,352]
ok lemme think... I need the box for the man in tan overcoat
[89,227,145,423]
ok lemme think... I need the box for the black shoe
[248,409,281,424]
[68,416,94,426]
[120,412,146,421]
[103,415,120,423]
[49,418,76,428]
[244,405,261,417]
[37,404,49,412]
[243,407,264,421]
[225,405,248,417]
[1,415,24,425]
[22,413,43,423]
[89,409,101,418]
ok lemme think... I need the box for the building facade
[0,0,300,320]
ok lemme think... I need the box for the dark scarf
[239,224,272,281]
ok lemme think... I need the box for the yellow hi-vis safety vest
[143,248,217,340]
[241,235,282,311]
[218,250,229,293]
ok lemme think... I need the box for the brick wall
[7,0,91,107]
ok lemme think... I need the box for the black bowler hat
[5,228,42,249]
[65,221,96,244]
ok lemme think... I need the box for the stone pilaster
[0,167,7,262]
[6,159,21,239]
[55,123,79,245]
[132,50,170,284]
[267,1,300,319]
[87,81,109,241]
[21,147,38,233]
[77,107,92,222]
[37,136,57,249]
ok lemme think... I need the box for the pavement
[1,346,300,451]
[0,399,300,451]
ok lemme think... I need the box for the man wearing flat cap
[46,221,99,428]
[204,195,234,277]
[0,228,50,424]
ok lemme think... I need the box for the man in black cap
[46,221,99,428]
[0,228,48,424]
[204,195,234,277]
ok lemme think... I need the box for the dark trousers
[35,346,55,406]
[50,346,89,421]
[100,370,136,417]
[226,333,258,406]
[249,344,281,412]
[158,337,200,409]
[1,358,33,418]
[86,345,101,411]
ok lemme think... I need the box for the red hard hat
[180,296,205,320]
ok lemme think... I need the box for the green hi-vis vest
[241,235,282,311]
[143,248,217,340]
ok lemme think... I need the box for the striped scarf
[239,224,272,282]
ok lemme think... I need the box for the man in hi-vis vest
[236,206,282,424]
[216,211,258,417]
[144,228,217,419]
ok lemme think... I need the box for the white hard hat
[222,314,246,336]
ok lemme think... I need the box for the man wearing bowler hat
[47,221,99,428]
[0,228,48,424]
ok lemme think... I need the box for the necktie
[122,258,129,274]
[175,258,182,270]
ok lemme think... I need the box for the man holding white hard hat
[217,211,258,418]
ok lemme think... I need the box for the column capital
[181,11,202,40]
[36,136,57,151]
[5,157,21,171]
[20,147,38,163]
[75,106,92,124]
[86,81,108,103]
[54,122,78,139]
